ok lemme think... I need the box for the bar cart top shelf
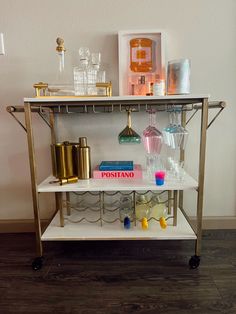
[24,94,210,104]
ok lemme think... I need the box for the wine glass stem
[127,110,131,128]
[149,111,156,127]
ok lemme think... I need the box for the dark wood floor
[0,231,236,314]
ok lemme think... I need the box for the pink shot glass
[155,171,166,186]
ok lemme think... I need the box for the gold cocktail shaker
[77,137,91,179]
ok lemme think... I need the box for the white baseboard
[0,217,236,233]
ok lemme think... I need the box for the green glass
[118,109,141,144]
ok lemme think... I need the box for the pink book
[93,164,142,179]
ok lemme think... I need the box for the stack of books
[93,161,142,179]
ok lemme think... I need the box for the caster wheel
[32,257,44,271]
[189,255,200,269]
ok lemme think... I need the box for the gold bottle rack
[62,190,173,226]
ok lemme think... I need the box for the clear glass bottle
[150,196,167,219]
[74,47,90,95]
[97,69,106,95]
[49,37,74,96]
[142,110,163,180]
[86,52,106,95]
[87,52,100,95]
[119,195,134,223]
[94,53,106,95]
[135,195,150,220]
[57,45,65,83]
[153,79,165,96]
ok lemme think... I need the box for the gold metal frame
[7,97,225,262]
[24,103,42,256]
[179,110,186,211]
[195,98,208,255]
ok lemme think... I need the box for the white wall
[0,0,235,220]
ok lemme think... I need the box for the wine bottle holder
[61,190,174,227]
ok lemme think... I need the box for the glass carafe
[142,109,163,180]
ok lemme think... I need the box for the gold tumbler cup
[51,142,76,179]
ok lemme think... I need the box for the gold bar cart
[7,95,226,270]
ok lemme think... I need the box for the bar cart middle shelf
[38,173,198,192]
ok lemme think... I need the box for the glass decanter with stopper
[48,37,74,96]
[74,47,90,95]
[142,109,163,180]
[87,52,101,95]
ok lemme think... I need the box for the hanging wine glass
[163,108,189,181]
[162,109,175,147]
[142,109,163,180]
[118,109,141,144]
[171,109,189,150]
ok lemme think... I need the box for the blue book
[99,161,134,171]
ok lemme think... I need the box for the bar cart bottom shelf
[42,208,196,241]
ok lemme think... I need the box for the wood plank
[0,231,236,314]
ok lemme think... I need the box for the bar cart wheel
[32,256,44,271]
[189,255,200,269]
